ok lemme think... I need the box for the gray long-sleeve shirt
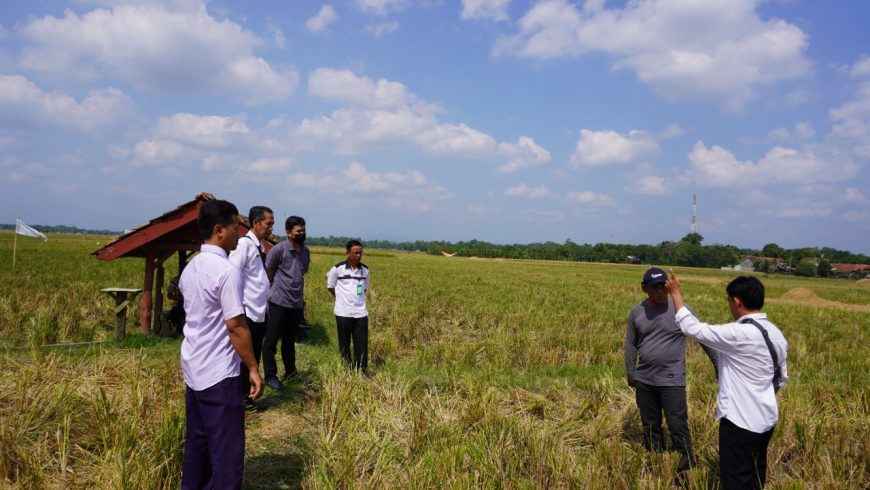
[625,299,719,386]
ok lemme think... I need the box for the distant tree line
[308,233,870,270]
[0,223,122,235]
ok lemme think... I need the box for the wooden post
[178,250,188,273]
[154,263,165,336]
[141,250,155,334]
[114,292,126,341]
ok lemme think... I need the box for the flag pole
[13,220,18,268]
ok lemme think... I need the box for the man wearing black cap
[625,267,719,473]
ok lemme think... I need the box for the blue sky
[1,0,868,253]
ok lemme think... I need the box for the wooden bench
[101,288,143,341]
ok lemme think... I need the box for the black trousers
[263,303,302,380]
[335,315,368,371]
[634,382,693,472]
[239,316,266,397]
[719,417,775,490]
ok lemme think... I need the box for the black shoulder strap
[740,318,782,393]
[243,235,266,268]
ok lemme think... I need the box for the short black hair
[248,206,273,226]
[726,276,765,310]
[346,239,363,252]
[198,199,239,240]
[285,215,305,232]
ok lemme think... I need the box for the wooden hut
[92,193,276,335]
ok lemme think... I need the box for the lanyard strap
[243,235,266,268]
[740,318,782,393]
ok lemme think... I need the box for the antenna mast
[691,193,697,234]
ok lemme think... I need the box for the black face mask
[293,232,306,244]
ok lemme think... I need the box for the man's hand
[249,369,264,400]
[626,376,636,388]
[665,268,684,312]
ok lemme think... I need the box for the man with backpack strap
[666,273,788,489]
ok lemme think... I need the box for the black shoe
[244,397,258,412]
[282,371,298,382]
[265,377,284,390]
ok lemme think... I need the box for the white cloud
[795,122,815,139]
[521,209,565,222]
[19,1,298,104]
[848,56,870,78]
[769,121,816,141]
[308,68,438,112]
[658,123,683,139]
[132,139,189,166]
[289,161,452,211]
[565,191,616,206]
[767,127,792,141]
[307,5,339,33]
[685,140,857,188]
[631,175,669,196]
[504,183,554,198]
[842,210,870,222]
[418,123,498,155]
[570,129,659,167]
[302,68,547,167]
[829,59,870,158]
[777,205,831,219]
[367,21,400,37]
[152,113,251,148]
[356,0,406,16]
[493,0,810,112]
[497,136,551,172]
[247,157,293,174]
[0,75,132,130]
[461,0,510,22]
[844,187,866,204]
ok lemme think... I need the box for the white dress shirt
[180,244,246,391]
[326,260,369,318]
[675,307,788,433]
[228,230,270,323]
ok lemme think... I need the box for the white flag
[15,219,48,242]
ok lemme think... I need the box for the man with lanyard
[326,240,370,371]
[179,199,264,488]
[262,215,310,390]
[625,267,719,474]
[228,205,274,409]
[666,272,788,489]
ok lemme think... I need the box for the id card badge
[356,283,364,296]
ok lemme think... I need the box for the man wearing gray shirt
[262,215,310,390]
[625,267,719,473]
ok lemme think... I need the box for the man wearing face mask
[262,215,310,390]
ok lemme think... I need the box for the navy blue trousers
[182,375,245,490]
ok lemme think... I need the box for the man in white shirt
[326,240,370,371]
[179,199,264,489]
[228,205,274,409]
[666,273,787,490]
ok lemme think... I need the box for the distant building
[830,263,870,279]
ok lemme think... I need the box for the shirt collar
[200,243,228,258]
[246,229,262,251]
[737,312,767,322]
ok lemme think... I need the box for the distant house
[830,263,870,279]
[722,258,755,271]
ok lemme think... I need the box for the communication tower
[691,193,697,234]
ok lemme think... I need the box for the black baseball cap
[642,267,667,286]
